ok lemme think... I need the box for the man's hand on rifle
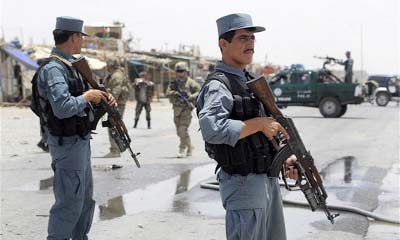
[240,117,289,141]
[83,90,117,107]
[170,91,180,97]
[83,89,108,104]
[284,154,299,181]
[105,93,117,107]
[260,117,289,141]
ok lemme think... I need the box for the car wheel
[337,105,348,117]
[319,97,342,118]
[375,92,390,106]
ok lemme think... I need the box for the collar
[51,47,75,61]
[215,61,247,80]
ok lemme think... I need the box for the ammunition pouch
[202,71,276,176]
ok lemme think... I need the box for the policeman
[134,71,154,129]
[103,58,129,157]
[196,13,297,240]
[337,51,354,83]
[34,16,116,240]
[166,62,200,158]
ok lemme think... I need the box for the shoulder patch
[207,79,224,92]
[43,61,64,72]
[207,71,231,92]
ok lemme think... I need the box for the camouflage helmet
[175,61,189,72]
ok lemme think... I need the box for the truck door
[269,74,292,104]
[289,71,315,103]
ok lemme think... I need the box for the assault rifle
[173,80,194,110]
[72,57,141,168]
[247,75,339,224]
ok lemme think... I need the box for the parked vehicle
[366,75,400,106]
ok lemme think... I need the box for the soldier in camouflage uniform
[103,58,130,158]
[166,62,201,158]
[134,71,154,129]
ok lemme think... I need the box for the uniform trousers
[217,169,287,240]
[47,135,95,240]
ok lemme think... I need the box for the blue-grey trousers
[47,135,95,240]
[217,169,287,240]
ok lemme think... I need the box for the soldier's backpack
[30,59,51,118]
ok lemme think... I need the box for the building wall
[0,51,35,102]
[84,26,123,39]
[1,52,13,101]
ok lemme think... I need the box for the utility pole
[1,26,5,43]
[264,54,268,66]
[19,27,24,46]
[360,24,364,82]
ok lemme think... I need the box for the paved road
[1,100,399,239]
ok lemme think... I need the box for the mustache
[244,48,254,53]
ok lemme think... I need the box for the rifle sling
[49,54,73,67]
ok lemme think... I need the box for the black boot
[147,120,151,129]
[133,119,138,128]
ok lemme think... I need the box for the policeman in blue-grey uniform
[33,16,116,240]
[196,13,298,240]
[336,51,353,83]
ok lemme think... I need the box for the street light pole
[360,24,364,82]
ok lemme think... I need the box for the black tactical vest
[31,57,91,144]
[199,71,276,176]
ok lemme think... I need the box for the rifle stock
[247,75,339,223]
[72,57,141,168]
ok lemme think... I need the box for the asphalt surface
[1,99,399,240]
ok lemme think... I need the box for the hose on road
[200,181,400,225]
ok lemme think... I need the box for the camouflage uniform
[103,64,129,156]
[134,73,154,129]
[166,62,200,158]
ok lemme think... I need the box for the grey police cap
[55,16,89,36]
[216,13,265,37]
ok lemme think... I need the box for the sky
[1,0,399,75]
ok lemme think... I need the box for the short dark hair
[219,30,235,43]
[219,30,235,53]
[53,30,75,45]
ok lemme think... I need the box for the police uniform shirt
[344,58,353,72]
[37,47,88,119]
[197,61,248,147]
[37,47,90,151]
